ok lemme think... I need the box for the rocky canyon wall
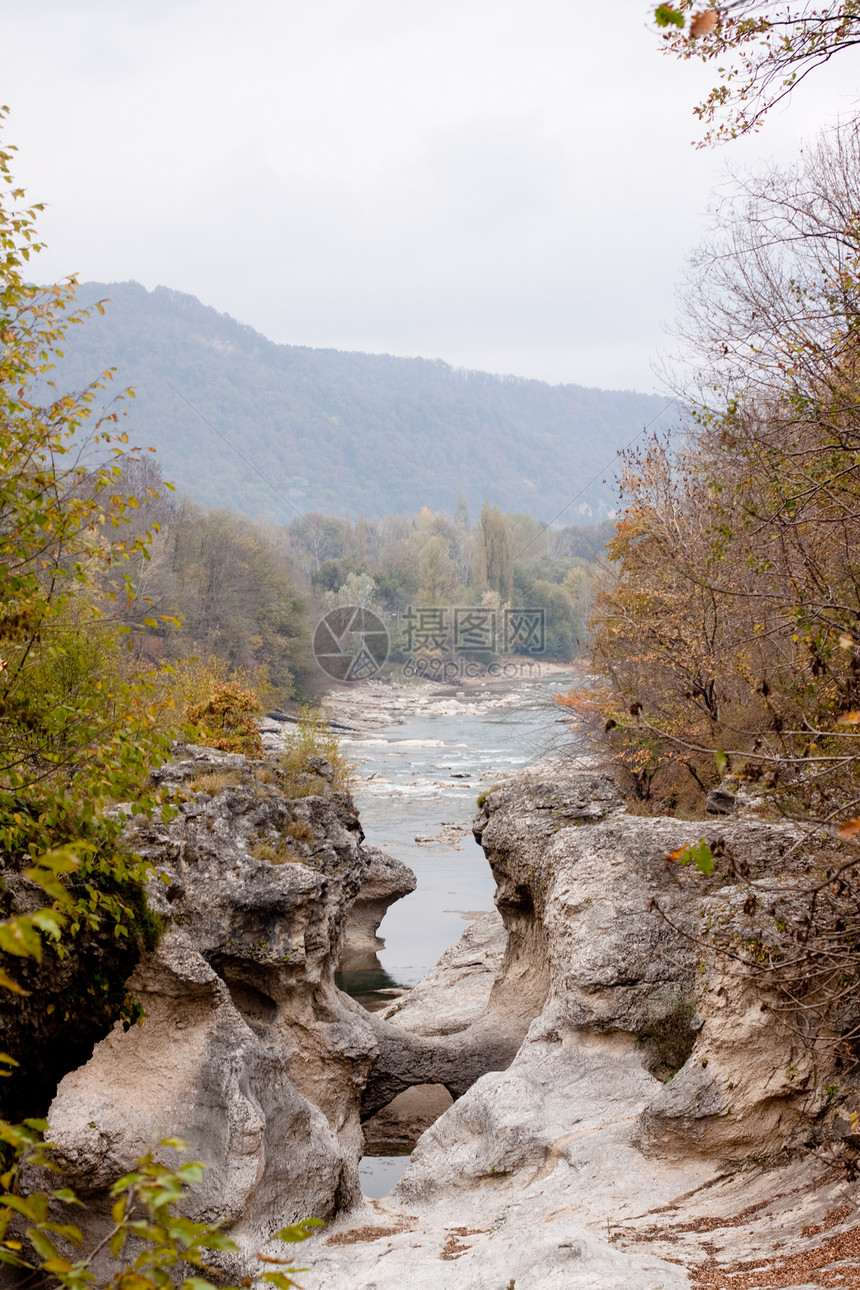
[14,749,860,1287]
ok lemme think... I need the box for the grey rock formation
[379,909,506,1037]
[357,994,522,1121]
[45,746,381,1274]
[706,783,737,814]
[360,912,508,1150]
[339,846,416,973]
[307,771,854,1289]
[473,779,826,1157]
[35,753,858,1287]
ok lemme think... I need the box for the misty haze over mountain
[52,282,674,523]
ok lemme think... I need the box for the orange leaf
[838,818,860,841]
[836,711,860,725]
[689,9,717,37]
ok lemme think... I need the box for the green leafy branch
[0,1129,321,1290]
[654,4,686,27]
[666,838,716,875]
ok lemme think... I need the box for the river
[329,671,577,1196]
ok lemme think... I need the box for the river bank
[28,681,860,1287]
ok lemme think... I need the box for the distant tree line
[104,466,610,698]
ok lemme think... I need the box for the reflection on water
[359,1153,412,1199]
[334,966,402,1012]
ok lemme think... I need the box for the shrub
[251,840,303,865]
[0,112,320,1288]
[186,681,264,758]
[191,768,246,794]
[639,990,698,1081]
[277,707,351,797]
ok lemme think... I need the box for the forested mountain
[50,281,670,523]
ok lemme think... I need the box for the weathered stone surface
[638,885,821,1159]
[352,912,509,1149]
[706,784,737,814]
[340,846,416,972]
[473,777,829,1153]
[379,910,506,1037]
[358,995,522,1120]
[474,774,698,1045]
[44,746,381,1273]
[34,747,860,1287]
[307,770,857,1289]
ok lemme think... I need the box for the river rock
[379,910,506,1037]
[361,912,508,1150]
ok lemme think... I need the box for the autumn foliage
[654,2,860,144]
[558,121,860,1047]
[565,124,860,823]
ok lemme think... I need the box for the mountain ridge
[50,280,672,522]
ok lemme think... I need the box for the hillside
[50,281,671,522]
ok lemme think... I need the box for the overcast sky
[2,0,858,392]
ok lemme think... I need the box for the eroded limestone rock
[306,770,855,1289]
[35,753,858,1287]
[44,746,381,1273]
[340,845,416,973]
[378,910,506,1036]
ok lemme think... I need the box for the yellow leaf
[116,1272,156,1289]
[0,968,29,996]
